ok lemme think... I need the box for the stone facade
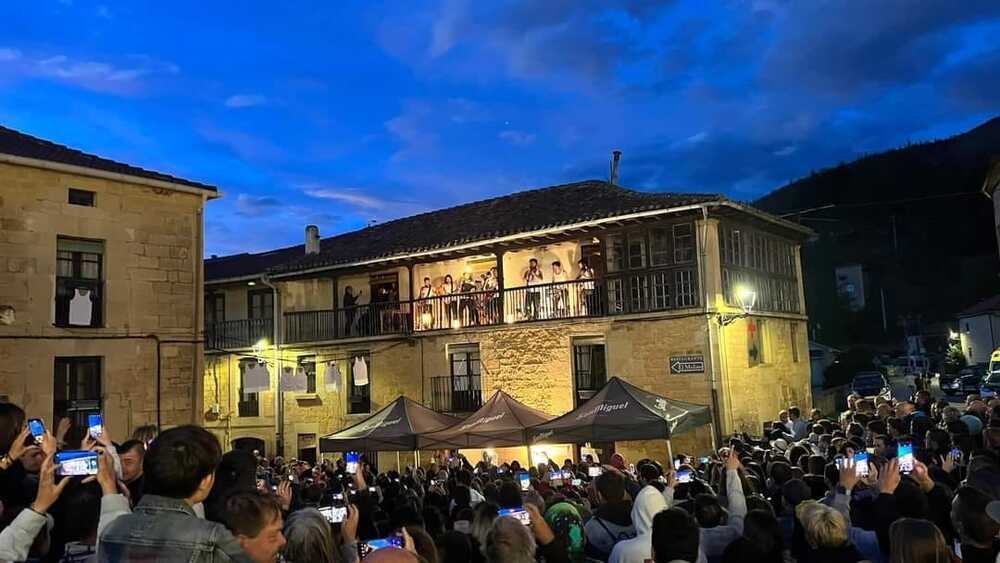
[0,160,211,438]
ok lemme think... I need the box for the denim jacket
[98,494,251,563]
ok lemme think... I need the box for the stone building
[0,125,217,442]
[203,181,812,467]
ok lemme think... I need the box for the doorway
[233,437,266,457]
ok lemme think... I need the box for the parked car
[852,371,891,399]
[944,369,984,397]
[980,372,1000,399]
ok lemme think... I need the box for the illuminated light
[464,265,472,273]
[253,338,268,356]
[451,319,462,330]
[247,281,256,286]
[949,330,959,341]
[735,285,756,313]
[421,312,433,327]
[505,314,515,324]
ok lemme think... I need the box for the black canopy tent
[419,390,554,449]
[526,377,712,450]
[319,396,459,453]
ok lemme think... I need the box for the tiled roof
[206,180,723,281]
[958,294,1000,317]
[0,125,217,192]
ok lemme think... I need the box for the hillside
[755,117,1000,349]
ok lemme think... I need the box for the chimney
[610,150,622,185]
[305,225,320,255]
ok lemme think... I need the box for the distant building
[0,125,218,440]
[957,294,1000,366]
[203,180,813,466]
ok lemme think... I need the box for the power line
[779,191,981,217]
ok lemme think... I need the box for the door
[233,437,265,456]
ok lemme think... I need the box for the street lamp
[717,285,756,326]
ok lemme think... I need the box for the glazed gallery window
[54,356,101,434]
[55,237,104,327]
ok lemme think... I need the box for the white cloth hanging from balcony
[352,356,369,386]
[243,362,270,394]
[280,366,308,392]
[325,361,342,392]
[68,288,94,326]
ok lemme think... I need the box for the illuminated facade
[202,181,812,466]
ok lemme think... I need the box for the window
[649,228,671,266]
[748,318,766,367]
[573,340,607,406]
[54,357,101,435]
[298,355,316,394]
[238,359,261,417]
[68,188,95,207]
[673,224,694,263]
[675,269,697,308]
[347,351,371,414]
[205,293,225,326]
[448,344,483,412]
[790,322,800,362]
[629,275,649,312]
[55,237,104,327]
[605,234,626,272]
[606,278,625,313]
[651,271,671,309]
[248,290,274,320]
[627,233,646,269]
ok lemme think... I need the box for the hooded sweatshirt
[584,500,635,561]
[608,486,666,563]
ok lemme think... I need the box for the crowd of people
[2,385,1000,563]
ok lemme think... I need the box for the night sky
[2,1,998,256]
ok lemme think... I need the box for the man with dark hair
[651,508,700,563]
[99,425,251,562]
[584,470,636,561]
[497,480,523,509]
[118,439,146,503]
[955,487,1000,563]
[222,492,285,563]
[787,406,807,440]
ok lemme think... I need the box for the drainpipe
[260,275,282,456]
[700,206,723,448]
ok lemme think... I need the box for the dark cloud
[234,193,283,217]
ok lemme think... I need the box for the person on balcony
[523,258,543,320]
[342,286,361,336]
[483,267,500,323]
[441,274,458,327]
[418,277,434,330]
[577,259,596,315]
[550,261,569,318]
[459,272,480,326]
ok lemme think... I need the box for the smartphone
[87,414,103,439]
[698,457,710,465]
[587,466,603,478]
[674,459,681,470]
[360,534,405,558]
[28,418,45,445]
[318,506,348,524]
[256,478,265,490]
[853,451,870,477]
[676,469,692,483]
[346,452,359,475]
[628,463,636,475]
[56,450,99,476]
[562,470,573,480]
[518,471,530,492]
[549,471,563,488]
[950,447,962,463]
[498,506,531,526]
[571,478,582,487]
[897,441,914,474]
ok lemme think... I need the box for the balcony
[430,375,483,414]
[274,269,698,345]
[205,318,272,350]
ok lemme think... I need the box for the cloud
[304,188,389,210]
[498,129,536,146]
[96,5,112,19]
[198,125,287,161]
[0,48,178,94]
[773,145,797,157]
[235,193,283,217]
[384,101,438,162]
[224,94,268,108]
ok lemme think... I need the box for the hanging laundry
[243,362,270,394]
[352,356,369,387]
[324,361,341,392]
[280,366,308,392]
[68,288,94,326]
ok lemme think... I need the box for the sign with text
[670,354,705,374]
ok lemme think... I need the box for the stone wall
[0,162,206,437]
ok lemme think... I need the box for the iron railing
[205,318,272,350]
[430,375,483,414]
[284,301,413,344]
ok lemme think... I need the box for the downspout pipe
[700,206,724,447]
[260,274,282,455]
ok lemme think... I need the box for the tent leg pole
[396,451,401,472]
[709,422,718,454]
[666,438,674,465]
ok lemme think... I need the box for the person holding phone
[0,452,70,562]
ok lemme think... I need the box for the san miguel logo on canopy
[361,417,402,431]
[458,412,505,431]
[576,401,629,420]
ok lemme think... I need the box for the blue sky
[2,1,998,256]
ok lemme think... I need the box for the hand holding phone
[676,469,692,483]
[853,452,870,477]
[56,450,99,476]
[498,506,532,526]
[359,533,405,558]
[346,452,359,475]
[518,471,531,492]
[587,466,603,478]
[897,442,914,474]
[87,414,103,440]
[319,506,348,524]
[28,419,45,445]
